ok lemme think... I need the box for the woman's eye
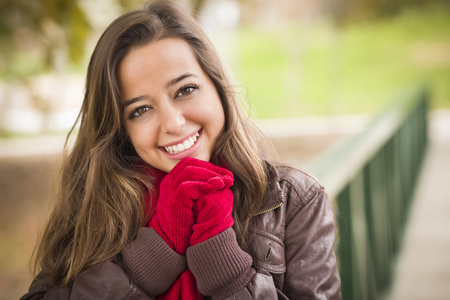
[129,106,151,119]
[176,85,198,97]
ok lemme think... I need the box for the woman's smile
[160,129,201,155]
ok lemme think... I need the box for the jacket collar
[254,161,284,216]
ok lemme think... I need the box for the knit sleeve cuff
[121,227,187,296]
[186,228,255,299]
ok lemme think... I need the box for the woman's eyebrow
[124,73,199,107]
[124,95,147,107]
[167,73,199,88]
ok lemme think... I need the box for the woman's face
[118,38,225,173]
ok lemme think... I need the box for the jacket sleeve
[281,176,341,299]
[121,227,187,295]
[186,171,341,299]
[186,228,271,300]
[19,260,152,300]
[20,228,186,300]
[187,228,284,299]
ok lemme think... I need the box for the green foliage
[233,5,450,119]
[0,0,90,79]
[117,0,147,10]
[329,0,444,24]
[0,0,204,80]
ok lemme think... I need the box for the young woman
[21,1,341,299]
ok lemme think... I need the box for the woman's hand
[190,187,235,246]
[173,158,235,246]
[170,157,234,200]
[150,157,234,254]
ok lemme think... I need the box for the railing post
[310,84,429,300]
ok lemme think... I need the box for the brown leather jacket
[21,164,341,299]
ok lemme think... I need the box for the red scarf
[145,169,203,300]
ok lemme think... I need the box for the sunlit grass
[229,6,450,119]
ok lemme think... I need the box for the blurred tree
[0,0,91,79]
[190,0,207,16]
[118,0,207,16]
[327,0,445,25]
[0,0,208,79]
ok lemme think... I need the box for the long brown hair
[34,0,275,286]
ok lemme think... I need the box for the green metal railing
[309,85,429,300]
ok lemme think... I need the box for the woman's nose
[159,102,185,134]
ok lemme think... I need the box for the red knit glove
[149,157,234,254]
[187,166,235,246]
[171,157,234,200]
[149,160,196,255]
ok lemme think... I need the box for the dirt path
[0,154,60,299]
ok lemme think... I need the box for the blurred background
[0,0,449,299]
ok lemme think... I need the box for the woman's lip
[159,129,202,160]
[159,129,201,148]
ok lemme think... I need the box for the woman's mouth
[163,131,200,154]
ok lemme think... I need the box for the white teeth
[164,131,199,154]
[177,143,185,151]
